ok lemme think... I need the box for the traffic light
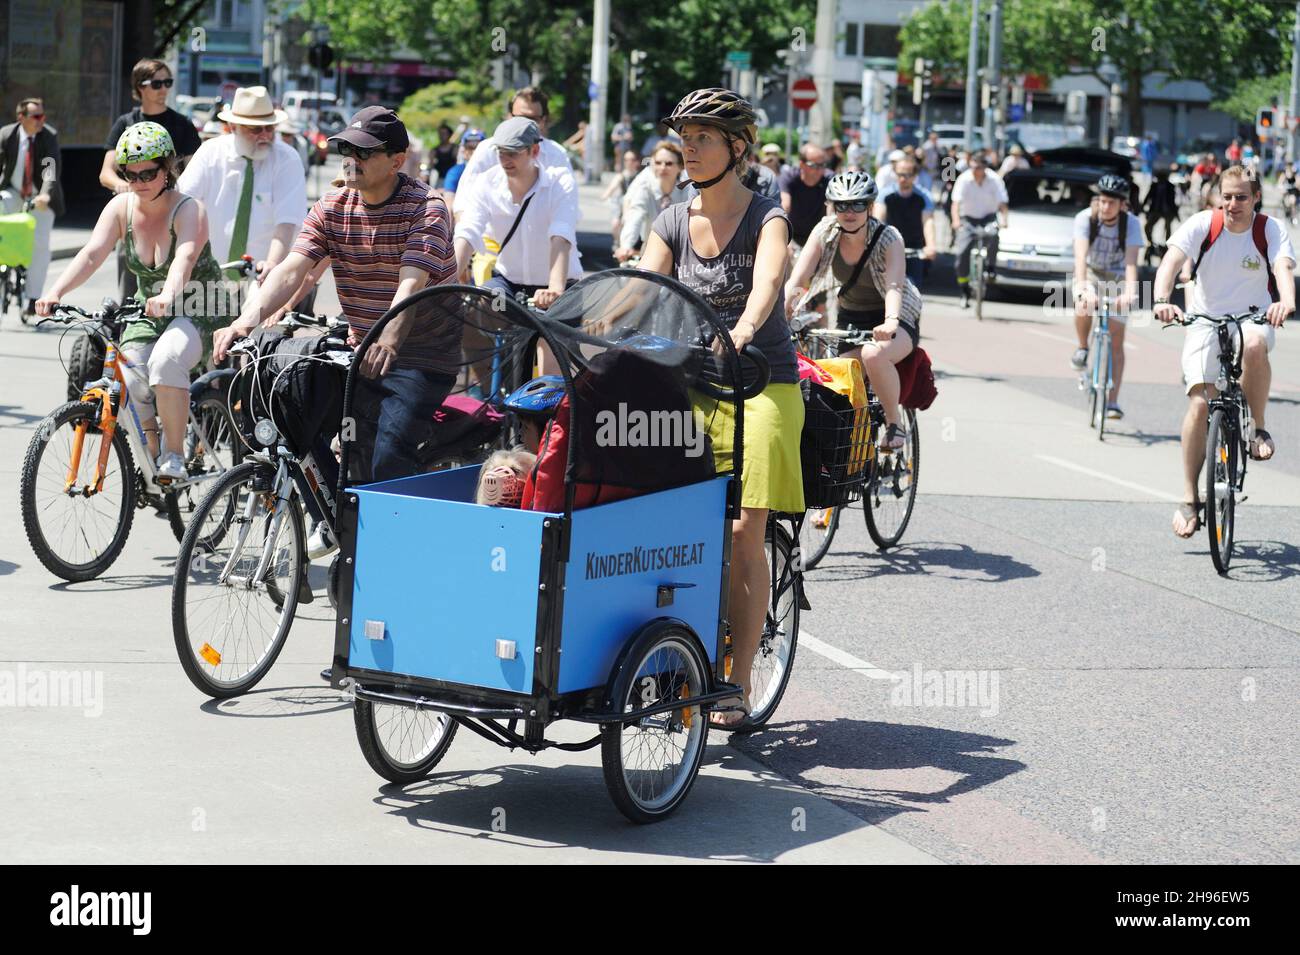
[912,58,933,107]
[308,42,333,71]
[1258,107,1274,129]
[630,50,647,91]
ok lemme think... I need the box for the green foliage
[1212,72,1291,124]
[398,82,501,145]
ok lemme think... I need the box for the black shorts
[838,308,921,349]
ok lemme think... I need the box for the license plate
[1007,258,1057,273]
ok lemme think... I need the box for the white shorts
[1181,319,1274,395]
[121,317,203,416]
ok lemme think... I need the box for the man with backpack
[1069,174,1145,419]
[1154,165,1295,538]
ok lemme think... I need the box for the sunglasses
[896,172,916,179]
[802,160,826,169]
[143,77,174,90]
[833,201,869,214]
[122,166,163,183]
[337,142,387,161]
[1221,192,1254,203]
[25,112,45,120]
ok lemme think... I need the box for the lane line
[1022,326,1140,351]
[799,628,900,680]
[1034,453,1182,503]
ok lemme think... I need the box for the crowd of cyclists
[16,58,1298,717]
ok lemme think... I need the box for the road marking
[799,628,900,680]
[1035,453,1182,502]
[1022,327,1139,351]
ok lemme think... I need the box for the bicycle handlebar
[218,254,256,278]
[1161,307,1268,328]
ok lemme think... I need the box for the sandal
[1249,428,1275,461]
[1173,501,1203,539]
[709,697,751,731]
[881,422,907,452]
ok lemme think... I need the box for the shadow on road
[199,684,351,719]
[813,540,1040,584]
[367,746,873,861]
[1104,428,1181,447]
[1215,540,1300,582]
[733,718,1025,825]
[50,573,172,592]
[933,369,1007,384]
[0,403,50,427]
[0,559,17,576]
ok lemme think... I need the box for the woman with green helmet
[38,121,229,481]
[638,88,804,729]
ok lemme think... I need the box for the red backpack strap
[1252,213,1279,302]
[1190,208,1225,283]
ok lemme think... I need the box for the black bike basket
[800,379,871,507]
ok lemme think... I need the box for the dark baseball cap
[330,105,409,152]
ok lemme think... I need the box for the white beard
[234,136,271,161]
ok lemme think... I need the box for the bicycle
[792,324,920,567]
[0,198,34,321]
[20,301,240,581]
[170,311,529,698]
[964,220,1000,322]
[1163,308,1272,574]
[1080,295,1116,440]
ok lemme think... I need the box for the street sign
[588,81,599,101]
[1008,103,1025,123]
[726,50,752,68]
[791,76,817,111]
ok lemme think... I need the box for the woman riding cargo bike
[23,122,240,580]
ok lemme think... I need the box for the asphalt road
[2,184,1297,864]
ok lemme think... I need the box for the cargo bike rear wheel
[353,698,458,784]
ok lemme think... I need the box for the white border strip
[799,629,900,681]
[1035,453,1181,503]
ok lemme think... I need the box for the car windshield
[1005,175,1093,215]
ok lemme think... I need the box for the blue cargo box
[344,466,728,697]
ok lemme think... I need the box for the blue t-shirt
[1072,208,1145,274]
[443,162,467,193]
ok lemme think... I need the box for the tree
[900,0,1291,138]
[1211,71,1290,125]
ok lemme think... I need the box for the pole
[785,57,795,160]
[621,55,629,126]
[1290,1,1300,162]
[587,0,610,180]
[986,0,1003,155]
[809,0,837,146]
[964,0,981,152]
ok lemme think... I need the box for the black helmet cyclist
[1095,173,1130,199]
[662,88,758,189]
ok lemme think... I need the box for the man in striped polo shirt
[214,106,459,491]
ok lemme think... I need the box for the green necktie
[226,157,254,279]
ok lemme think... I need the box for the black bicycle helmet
[1096,173,1129,198]
[663,88,758,189]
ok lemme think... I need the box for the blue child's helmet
[504,375,565,417]
[463,127,487,144]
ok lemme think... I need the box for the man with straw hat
[179,86,306,288]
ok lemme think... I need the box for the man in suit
[0,97,64,314]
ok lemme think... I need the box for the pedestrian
[0,97,63,314]
[102,59,202,301]
[439,127,484,199]
[213,105,462,514]
[1225,138,1242,164]
[177,86,307,315]
[453,87,570,217]
[845,128,868,171]
[562,120,588,181]
[997,143,1029,178]
[601,148,642,253]
[1141,164,1181,254]
[778,142,830,253]
[428,123,458,185]
[611,113,635,155]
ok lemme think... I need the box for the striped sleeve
[401,192,455,282]
[292,196,332,262]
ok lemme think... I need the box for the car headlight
[254,418,279,448]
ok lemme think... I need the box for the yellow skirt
[695,383,805,513]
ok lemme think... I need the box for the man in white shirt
[177,87,306,300]
[453,116,581,308]
[875,149,904,195]
[1154,165,1296,538]
[950,152,1009,306]
[452,87,572,218]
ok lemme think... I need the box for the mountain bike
[20,301,239,581]
[1164,308,1273,574]
[1080,295,1115,440]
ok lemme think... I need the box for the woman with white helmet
[37,121,227,481]
[785,168,923,451]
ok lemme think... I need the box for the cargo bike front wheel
[601,622,712,824]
